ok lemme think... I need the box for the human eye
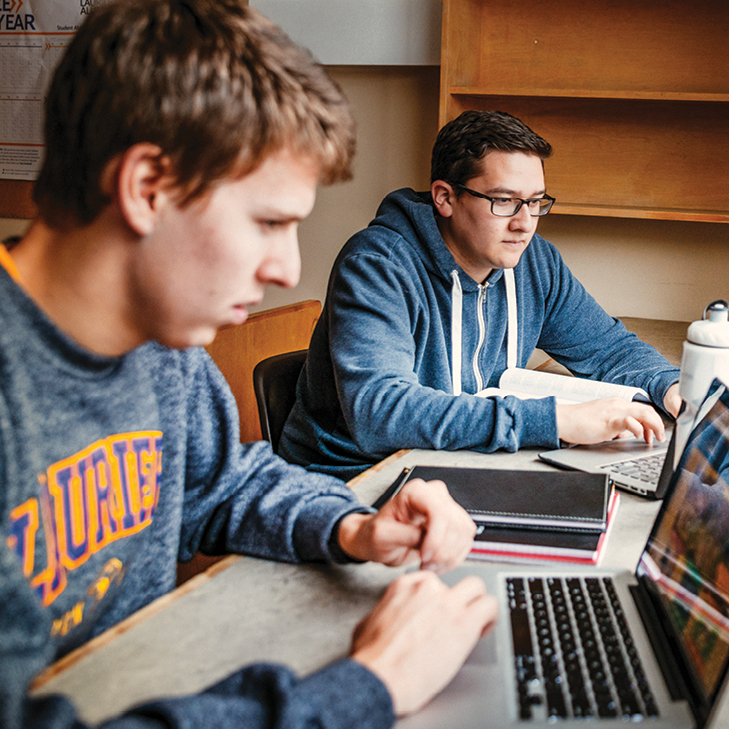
[491,197,514,210]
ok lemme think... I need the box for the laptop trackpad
[399,635,505,728]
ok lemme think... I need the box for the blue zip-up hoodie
[279,188,679,480]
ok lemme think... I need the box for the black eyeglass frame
[453,183,556,217]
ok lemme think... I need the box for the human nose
[509,201,534,230]
[257,229,301,289]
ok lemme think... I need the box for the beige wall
[0,216,29,241]
[3,64,726,324]
[260,65,729,325]
[538,216,728,324]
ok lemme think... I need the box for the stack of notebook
[374,465,619,565]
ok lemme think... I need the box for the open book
[475,367,650,405]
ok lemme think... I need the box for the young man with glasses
[280,110,681,480]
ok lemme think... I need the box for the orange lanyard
[0,243,21,283]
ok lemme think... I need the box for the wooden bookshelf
[440,0,729,223]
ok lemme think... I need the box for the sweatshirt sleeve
[113,659,394,729]
[0,533,394,729]
[532,241,679,413]
[175,349,370,564]
[326,249,560,457]
[21,661,393,729]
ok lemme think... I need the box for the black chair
[253,349,307,453]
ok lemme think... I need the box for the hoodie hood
[365,188,516,395]
[367,188,506,293]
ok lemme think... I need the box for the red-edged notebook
[468,488,620,566]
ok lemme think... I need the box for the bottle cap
[687,300,729,348]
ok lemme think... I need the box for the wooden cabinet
[440,0,729,223]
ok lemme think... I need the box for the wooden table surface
[32,446,664,725]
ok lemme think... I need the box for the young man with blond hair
[0,2,497,727]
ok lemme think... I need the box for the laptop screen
[637,382,729,717]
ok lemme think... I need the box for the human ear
[112,143,172,236]
[431,180,455,218]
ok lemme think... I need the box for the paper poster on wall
[0,0,92,180]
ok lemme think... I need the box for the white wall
[251,0,442,65]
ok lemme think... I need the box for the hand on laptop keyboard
[556,399,666,446]
[351,570,499,715]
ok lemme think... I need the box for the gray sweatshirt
[0,260,393,729]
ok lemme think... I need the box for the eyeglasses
[453,183,556,217]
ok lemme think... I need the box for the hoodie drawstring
[450,268,518,396]
[504,268,518,370]
[450,270,463,395]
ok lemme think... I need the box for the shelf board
[449,87,729,103]
[551,203,729,224]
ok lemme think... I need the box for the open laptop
[400,380,729,728]
[538,437,672,499]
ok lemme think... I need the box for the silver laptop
[538,438,672,499]
[400,382,729,728]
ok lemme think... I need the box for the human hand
[663,382,681,418]
[337,479,475,573]
[556,397,666,444]
[350,570,499,715]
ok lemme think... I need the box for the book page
[475,368,649,404]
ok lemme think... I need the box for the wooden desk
[31,448,663,725]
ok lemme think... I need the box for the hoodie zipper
[472,283,489,391]
[450,269,518,396]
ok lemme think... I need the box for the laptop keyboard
[600,452,665,489]
[507,576,659,722]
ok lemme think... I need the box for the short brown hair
[34,0,355,226]
[431,110,551,187]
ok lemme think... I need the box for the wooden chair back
[204,299,321,444]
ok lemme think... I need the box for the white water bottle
[674,300,729,462]
[679,300,729,411]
